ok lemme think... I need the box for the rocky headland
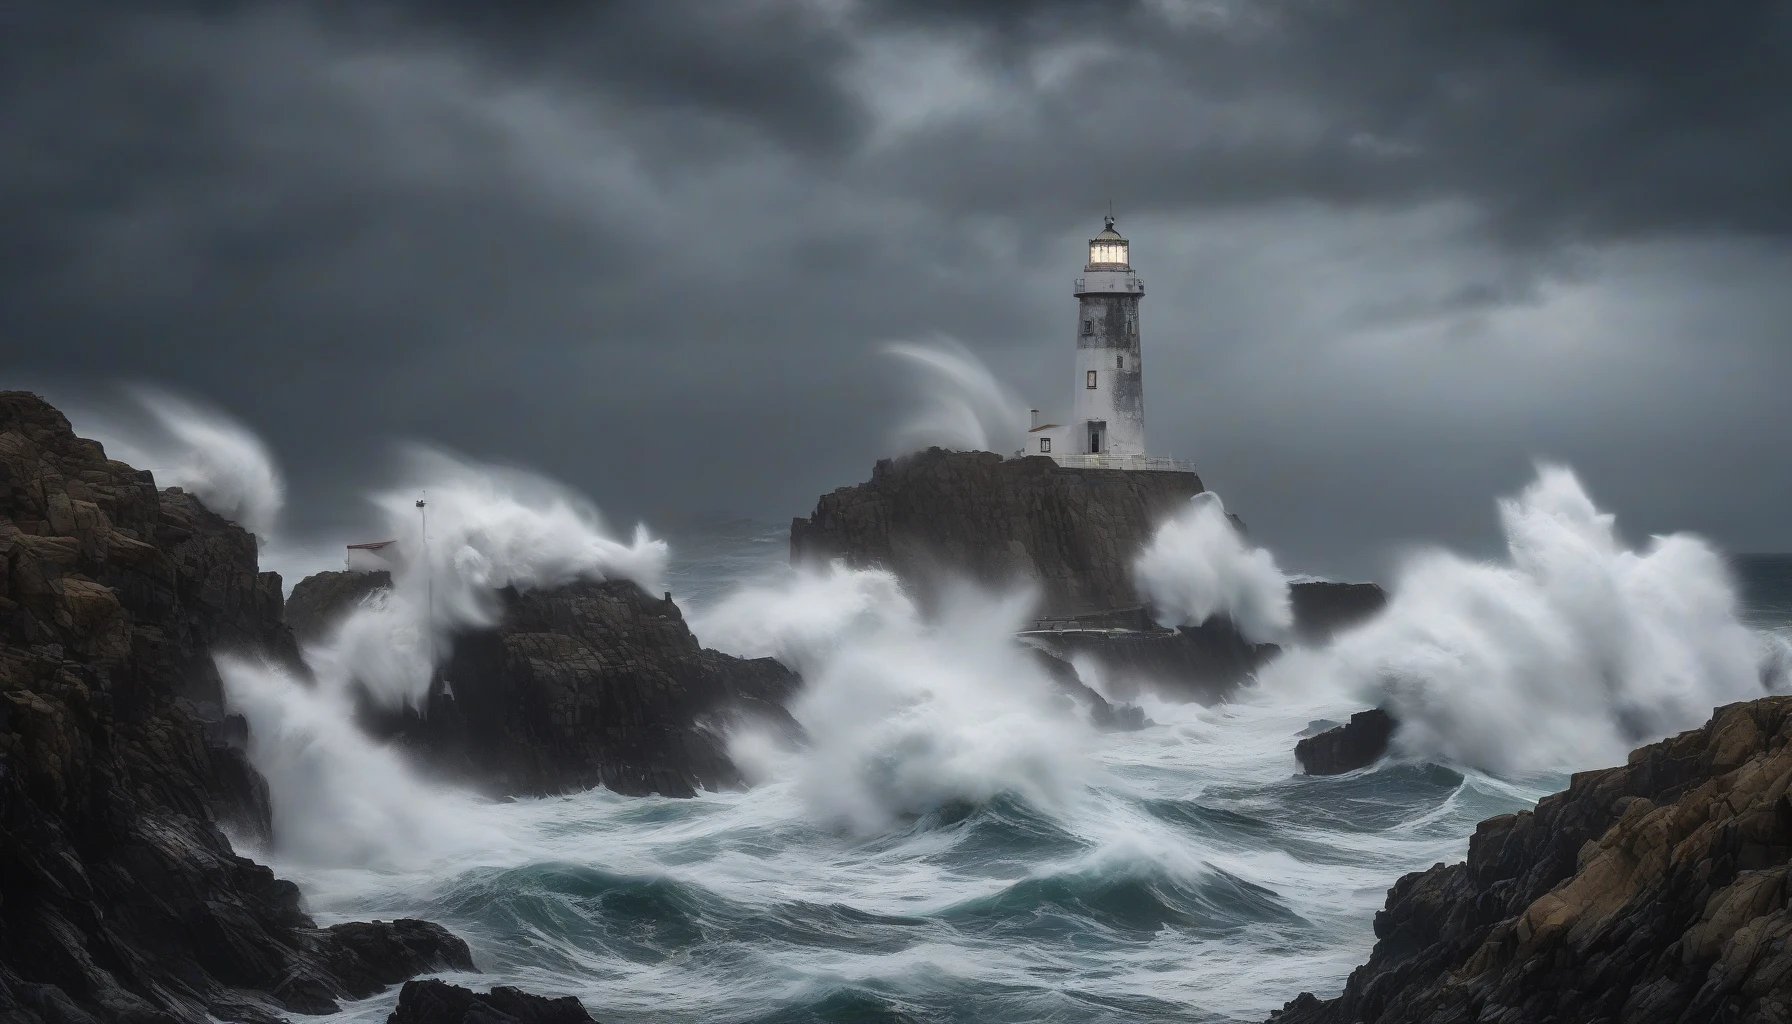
[791,448,1386,700]
[1270,696,1792,1023]
[791,449,1204,618]
[287,570,802,798]
[0,392,472,1023]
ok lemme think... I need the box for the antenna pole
[417,496,433,684]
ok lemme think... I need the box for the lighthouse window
[1039,437,1051,453]
[1086,370,1098,389]
[1116,354,1124,370]
[1082,319,1093,336]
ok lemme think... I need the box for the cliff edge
[0,392,469,1024]
[1270,695,1792,1024]
[791,449,1204,618]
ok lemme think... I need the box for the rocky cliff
[290,573,802,799]
[791,451,1389,701]
[285,569,391,644]
[791,449,1206,618]
[0,392,469,1023]
[1270,696,1792,1024]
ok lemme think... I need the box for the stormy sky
[4,0,1790,580]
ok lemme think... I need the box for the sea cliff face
[791,449,1206,618]
[0,392,468,1024]
[1271,696,1792,1024]
[287,572,801,799]
[790,449,1387,701]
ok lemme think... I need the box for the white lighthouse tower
[1071,215,1146,456]
[1024,216,1192,472]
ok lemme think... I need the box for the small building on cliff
[1024,216,1193,473]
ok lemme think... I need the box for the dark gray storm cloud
[3,0,1789,579]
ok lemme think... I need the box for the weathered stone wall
[1271,696,1792,1024]
[790,448,1205,618]
[0,392,468,1024]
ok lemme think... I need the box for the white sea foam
[1262,464,1783,774]
[698,564,1096,834]
[1132,491,1294,643]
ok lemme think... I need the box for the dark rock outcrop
[791,448,1205,618]
[1027,615,1279,705]
[1269,696,1792,1024]
[1022,645,1148,730]
[1294,709,1397,776]
[388,979,599,1023]
[0,391,471,1023]
[290,572,804,798]
[791,452,1386,702]
[286,568,393,643]
[1288,581,1387,642]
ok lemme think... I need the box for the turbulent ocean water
[239,499,1792,1024]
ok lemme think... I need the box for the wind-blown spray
[1264,464,1785,774]
[695,562,1097,834]
[217,442,668,863]
[1133,491,1293,644]
[882,336,1029,456]
[81,386,286,538]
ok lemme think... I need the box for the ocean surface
[269,520,1792,1024]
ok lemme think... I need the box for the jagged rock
[791,448,1206,618]
[289,572,804,798]
[1028,615,1279,704]
[1268,696,1792,1024]
[1022,645,1148,730]
[791,452,1382,701]
[0,391,471,1023]
[286,569,392,643]
[1294,709,1397,775]
[1288,581,1387,642]
[387,979,599,1023]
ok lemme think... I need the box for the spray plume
[695,562,1097,834]
[80,386,285,538]
[1265,464,1785,775]
[882,336,1029,456]
[1133,491,1293,643]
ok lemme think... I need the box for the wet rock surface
[1269,695,1792,1024]
[1029,616,1279,705]
[285,568,393,643]
[1294,709,1397,776]
[1288,581,1387,642]
[791,452,1387,701]
[291,572,804,799]
[387,979,600,1023]
[0,391,471,1023]
[790,449,1206,618]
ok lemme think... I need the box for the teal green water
[277,542,1792,1023]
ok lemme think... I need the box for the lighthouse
[1024,216,1191,472]
[1071,215,1145,456]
